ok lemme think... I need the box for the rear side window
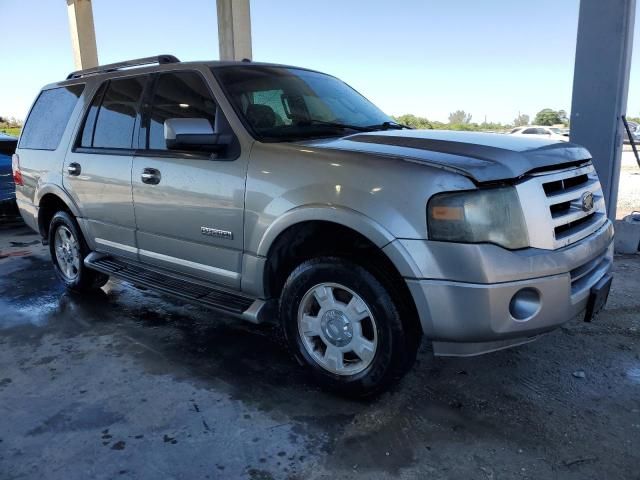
[80,83,107,148]
[19,84,84,150]
[79,76,147,150]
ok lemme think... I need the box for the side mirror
[164,118,232,152]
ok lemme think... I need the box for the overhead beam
[570,0,636,219]
[66,0,99,70]
[216,0,252,61]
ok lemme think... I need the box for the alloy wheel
[53,225,80,281]
[297,282,378,376]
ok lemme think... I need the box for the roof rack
[66,54,180,79]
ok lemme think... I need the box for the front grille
[554,211,596,237]
[540,163,607,247]
[516,162,609,249]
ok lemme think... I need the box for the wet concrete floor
[1,220,639,479]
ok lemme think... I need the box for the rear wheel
[280,257,419,397]
[49,211,108,292]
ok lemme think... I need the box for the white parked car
[510,126,569,142]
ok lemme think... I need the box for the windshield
[549,128,561,134]
[213,66,393,141]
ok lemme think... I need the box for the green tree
[557,110,569,123]
[480,121,507,131]
[393,114,433,129]
[513,113,530,127]
[534,108,562,126]
[448,110,472,125]
[394,113,514,132]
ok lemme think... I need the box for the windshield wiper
[297,120,374,132]
[365,121,412,130]
[296,119,412,133]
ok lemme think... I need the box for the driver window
[147,72,217,150]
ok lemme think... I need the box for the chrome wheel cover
[297,282,378,376]
[54,225,80,281]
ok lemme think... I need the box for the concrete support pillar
[570,0,636,219]
[66,0,99,70]
[216,0,252,61]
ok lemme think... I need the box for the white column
[216,0,252,61]
[570,0,636,219]
[66,0,99,70]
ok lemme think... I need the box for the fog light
[509,288,541,321]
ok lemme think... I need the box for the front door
[64,74,148,260]
[132,69,247,289]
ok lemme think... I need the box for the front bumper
[392,221,614,356]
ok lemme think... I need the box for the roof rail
[66,54,180,79]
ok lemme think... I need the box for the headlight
[427,187,529,249]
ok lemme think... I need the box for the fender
[255,204,397,258]
[34,183,94,246]
[36,183,82,218]
[245,204,426,299]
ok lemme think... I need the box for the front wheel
[49,211,108,292]
[280,257,419,397]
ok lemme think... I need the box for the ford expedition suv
[13,55,613,396]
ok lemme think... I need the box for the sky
[0,0,638,124]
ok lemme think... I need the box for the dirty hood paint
[299,129,591,183]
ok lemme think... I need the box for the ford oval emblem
[581,191,594,212]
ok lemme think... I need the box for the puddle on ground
[9,240,41,247]
[625,366,640,383]
[0,249,32,259]
[0,297,60,329]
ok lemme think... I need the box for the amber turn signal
[431,206,463,221]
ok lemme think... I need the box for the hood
[298,130,590,183]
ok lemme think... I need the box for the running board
[84,252,271,324]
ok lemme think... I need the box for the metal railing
[66,55,180,79]
[622,115,640,169]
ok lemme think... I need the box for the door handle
[67,162,81,176]
[141,167,161,185]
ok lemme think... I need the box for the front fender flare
[244,204,427,299]
[255,204,397,258]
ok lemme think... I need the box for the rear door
[64,75,148,260]
[131,69,247,288]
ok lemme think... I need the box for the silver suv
[13,55,613,396]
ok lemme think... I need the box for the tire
[48,211,109,292]
[280,256,419,397]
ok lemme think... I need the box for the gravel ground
[617,150,640,219]
[0,221,639,480]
